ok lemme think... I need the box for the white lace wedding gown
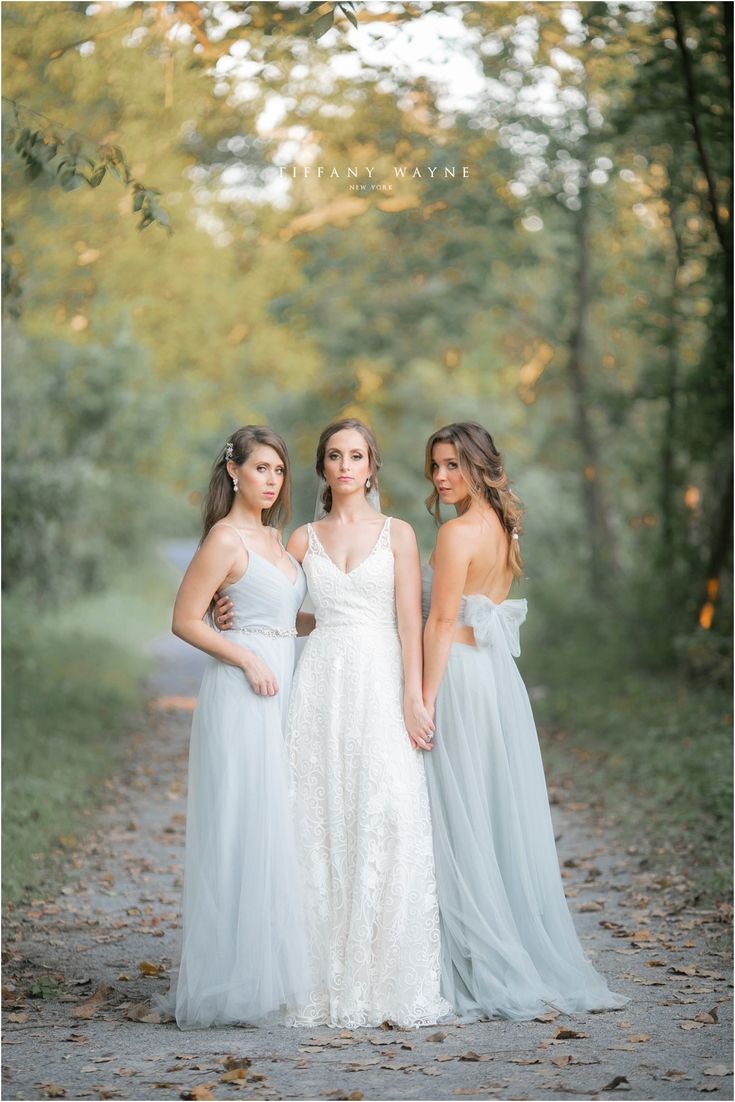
[286,518,450,1028]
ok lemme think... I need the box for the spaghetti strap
[214,522,249,551]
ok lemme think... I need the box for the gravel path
[2,631,732,1102]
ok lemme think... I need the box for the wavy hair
[315,418,382,515]
[424,421,524,577]
[201,425,291,541]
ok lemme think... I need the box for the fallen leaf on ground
[435,1055,455,1062]
[553,1027,589,1040]
[138,960,165,976]
[71,984,113,1019]
[221,1068,248,1083]
[579,900,604,912]
[694,1008,718,1024]
[534,1011,559,1022]
[600,1075,629,1091]
[426,1031,447,1042]
[552,1053,574,1066]
[125,1002,168,1024]
[669,965,697,976]
[627,1033,651,1043]
[680,1021,705,1031]
[223,1058,251,1071]
[702,1065,731,1077]
[180,1088,215,1101]
[42,1087,66,1099]
[8,1011,29,1023]
[458,1051,492,1062]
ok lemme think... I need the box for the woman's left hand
[404,697,435,751]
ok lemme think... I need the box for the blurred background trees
[2,2,731,898]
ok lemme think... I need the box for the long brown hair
[201,426,292,541]
[315,418,382,515]
[424,421,524,577]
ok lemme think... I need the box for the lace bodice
[421,563,527,657]
[304,518,396,630]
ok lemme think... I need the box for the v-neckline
[248,547,300,587]
[310,517,389,577]
[215,522,299,587]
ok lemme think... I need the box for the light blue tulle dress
[422,564,628,1021]
[161,529,310,1029]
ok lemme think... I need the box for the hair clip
[224,442,234,460]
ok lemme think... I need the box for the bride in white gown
[284,418,451,1029]
[421,421,627,1020]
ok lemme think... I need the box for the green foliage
[2,561,175,903]
[1,0,731,648]
[2,329,169,602]
[3,99,171,233]
[525,633,733,905]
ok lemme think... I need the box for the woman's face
[323,428,372,498]
[431,441,470,506]
[230,445,285,510]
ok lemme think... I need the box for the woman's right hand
[213,592,234,630]
[241,654,279,696]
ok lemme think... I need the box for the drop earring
[366,477,371,489]
[232,478,238,492]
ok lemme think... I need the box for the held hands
[213,592,234,630]
[404,695,435,752]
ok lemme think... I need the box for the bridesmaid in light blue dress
[421,422,627,1021]
[161,426,309,1029]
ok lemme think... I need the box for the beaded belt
[230,626,297,639]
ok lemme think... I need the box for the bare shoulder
[287,524,309,561]
[203,523,243,553]
[436,515,472,549]
[388,516,417,549]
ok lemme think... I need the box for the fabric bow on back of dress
[462,595,528,657]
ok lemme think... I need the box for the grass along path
[2,553,178,903]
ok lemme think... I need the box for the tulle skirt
[158,636,310,1029]
[424,641,628,1021]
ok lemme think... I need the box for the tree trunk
[566,174,616,596]
[660,202,684,561]
[669,2,731,258]
[699,451,733,628]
